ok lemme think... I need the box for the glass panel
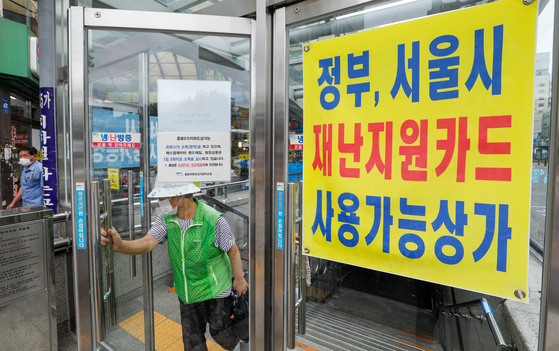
[87,28,250,350]
[290,0,549,350]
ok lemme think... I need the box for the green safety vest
[163,199,232,304]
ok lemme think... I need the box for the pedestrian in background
[8,146,43,209]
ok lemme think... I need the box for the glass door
[275,0,547,350]
[277,4,448,349]
[69,7,253,351]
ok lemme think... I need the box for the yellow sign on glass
[108,169,119,190]
[303,0,537,300]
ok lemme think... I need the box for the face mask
[158,197,182,215]
[20,158,32,167]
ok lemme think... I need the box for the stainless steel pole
[296,181,306,335]
[128,170,136,278]
[103,179,117,326]
[286,182,296,349]
[89,181,106,342]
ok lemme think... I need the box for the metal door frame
[68,7,257,350]
[272,0,559,350]
[273,1,385,349]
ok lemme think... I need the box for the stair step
[295,301,443,351]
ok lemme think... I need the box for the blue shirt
[21,160,43,207]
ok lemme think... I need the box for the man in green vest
[101,180,248,351]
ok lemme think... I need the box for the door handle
[103,179,117,326]
[128,170,136,278]
[90,181,106,342]
[286,182,296,349]
[296,182,306,336]
[286,181,307,348]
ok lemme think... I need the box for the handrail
[196,194,249,221]
[102,179,117,327]
[199,180,249,191]
[530,238,544,256]
[53,211,72,223]
[437,298,513,351]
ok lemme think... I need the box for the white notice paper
[157,131,231,183]
[157,80,231,132]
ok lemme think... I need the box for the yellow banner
[108,168,119,190]
[303,0,537,300]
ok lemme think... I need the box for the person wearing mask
[101,179,248,351]
[8,146,43,209]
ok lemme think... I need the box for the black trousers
[179,296,239,351]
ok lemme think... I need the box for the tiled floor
[118,310,228,351]
[58,284,246,350]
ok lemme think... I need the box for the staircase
[295,295,444,351]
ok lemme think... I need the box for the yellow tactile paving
[118,309,219,350]
[119,311,145,339]
[158,318,183,339]
[165,339,185,351]
[155,331,176,350]
[205,340,217,349]
[154,311,168,325]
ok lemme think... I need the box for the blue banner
[40,87,58,213]
[92,107,158,169]
[76,183,86,249]
[277,183,284,250]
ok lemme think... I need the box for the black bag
[233,290,249,342]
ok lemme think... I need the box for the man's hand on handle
[100,226,124,252]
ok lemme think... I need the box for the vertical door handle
[286,182,296,349]
[103,179,117,326]
[90,181,106,342]
[296,181,306,336]
[128,170,136,277]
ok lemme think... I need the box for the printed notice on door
[157,131,231,183]
[302,0,538,300]
[0,222,47,307]
[157,80,232,183]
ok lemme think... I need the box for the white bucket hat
[147,178,200,198]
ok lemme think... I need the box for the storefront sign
[2,98,9,114]
[92,133,140,149]
[92,108,158,169]
[40,87,58,213]
[303,0,537,300]
[29,37,39,78]
[0,222,47,307]
[157,131,231,182]
[14,133,28,146]
[290,135,303,150]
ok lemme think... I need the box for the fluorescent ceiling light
[336,0,420,20]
